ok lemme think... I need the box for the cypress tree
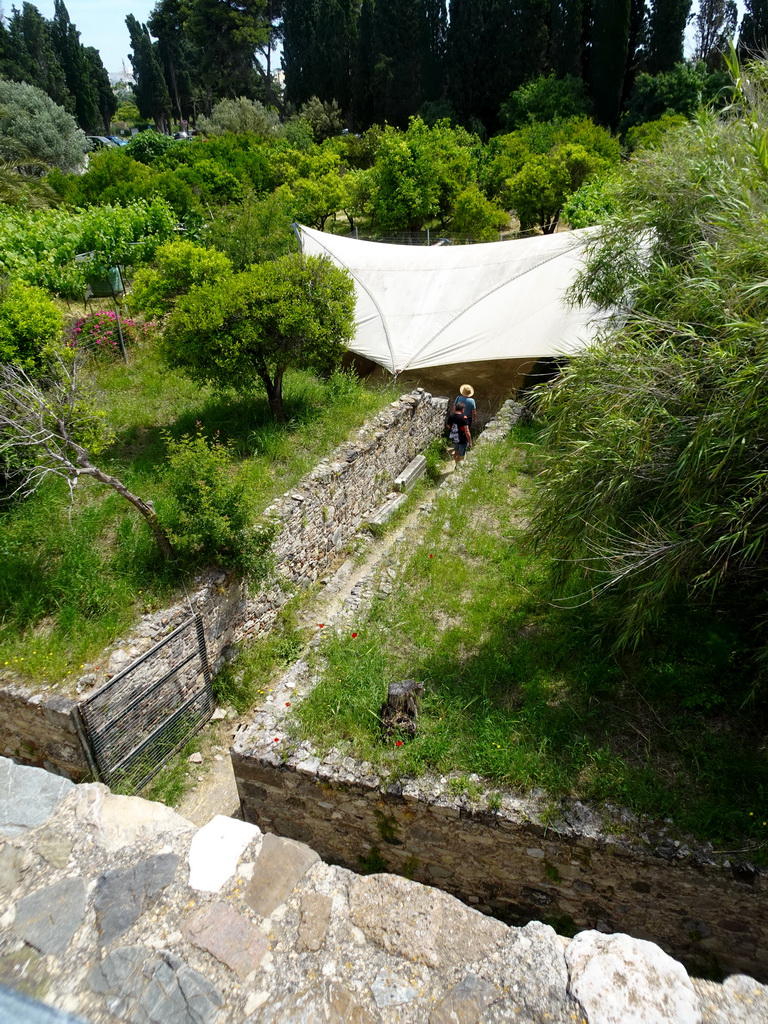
[4,3,69,110]
[645,0,692,74]
[549,0,585,79]
[586,0,631,127]
[84,46,117,133]
[126,14,172,132]
[51,0,100,132]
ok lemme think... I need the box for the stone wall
[232,738,768,984]
[2,756,765,1024]
[0,683,89,781]
[0,391,447,780]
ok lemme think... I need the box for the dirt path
[175,474,452,826]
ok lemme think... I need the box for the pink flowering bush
[66,309,153,357]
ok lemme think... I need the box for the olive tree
[162,253,356,422]
[0,80,87,172]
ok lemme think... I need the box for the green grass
[0,340,397,687]
[295,427,768,857]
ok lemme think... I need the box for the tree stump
[380,679,424,740]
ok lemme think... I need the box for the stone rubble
[1,757,766,1024]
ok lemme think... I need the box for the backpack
[449,419,460,443]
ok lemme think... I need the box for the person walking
[453,384,476,427]
[446,399,472,466]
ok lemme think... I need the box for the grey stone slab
[251,981,379,1024]
[296,892,332,952]
[184,901,268,979]
[0,985,91,1024]
[429,974,500,1024]
[0,758,74,838]
[12,876,87,955]
[95,853,180,944]
[371,966,420,1007]
[497,921,577,1019]
[349,873,508,969]
[89,946,224,1024]
[0,843,31,894]
[245,832,319,917]
[394,455,427,493]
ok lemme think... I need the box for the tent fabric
[298,225,602,375]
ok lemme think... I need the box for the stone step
[366,492,408,529]
[393,454,427,493]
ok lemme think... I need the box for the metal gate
[77,615,213,792]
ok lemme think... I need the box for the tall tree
[84,46,117,133]
[51,0,100,131]
[126,14,172,132]
[738,0,768,55]
[370,0,426,126]
[693,0,737,70]
[3,3,69,109]
[183,0,270,110]
[586,0,632,127]
[147,0,203,124]
[549,0,585,79]
[283,0,357,112]
[645,0,692,74]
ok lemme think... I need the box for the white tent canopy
[298,225,602,376]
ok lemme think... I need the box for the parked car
[107,135,128,146]
[85,136,119,150]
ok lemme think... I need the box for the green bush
[163,427,276,579]
[0,282,63,372]
[0,80,86,172]
[124,130,179,165]
[130,240,233,319]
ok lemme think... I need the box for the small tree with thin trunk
[161,252,356,423]
[0,356,174,560]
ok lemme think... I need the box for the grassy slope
[0,341,396,687]
[296,427,768,856]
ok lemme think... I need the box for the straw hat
[460,384,474,397]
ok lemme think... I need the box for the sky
[26,0,750,82]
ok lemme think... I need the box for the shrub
[197,97,282,137]
[0,282,63,372]
[129,240,233,319]
[163,427,276,579]
[0,80,87,172]
[124,130,179,165]
[65,309,153,357]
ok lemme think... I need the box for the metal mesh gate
[78,615,213,792]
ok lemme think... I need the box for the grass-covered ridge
[295,426,768,857]
[0,343,397,688]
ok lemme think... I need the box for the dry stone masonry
[1,757,765,1024]
[231,402,768,988]
[0,390,447,782]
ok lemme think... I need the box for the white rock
[188,814,260,892]
[566,931,701,1024]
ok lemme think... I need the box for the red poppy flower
[273,737,280,742]
[429,554,433,559]
[318,623,325,628]
[285,701,291,707]
[396,740,403,747]
[351,632,358,638]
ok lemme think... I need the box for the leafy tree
[620,62,730,134]
[693,0,737,71]
[0,79,86,172]
[84,46,117,133]
[739,0,768,55]
[130,239,233,320]
[197,96,282,136]
[147,0,203,125]
[503,142,601,233]
[531,55,768,671]
[450,184,507,240]
[183,0,270,109]
[202,191,297,268]
[500,73,593,130]
[124,129,177,164]
[126,14,172,133]
[162,253,355,422]
[367,118,478,231]
[561,172,620,227]
[623,111,688,152]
